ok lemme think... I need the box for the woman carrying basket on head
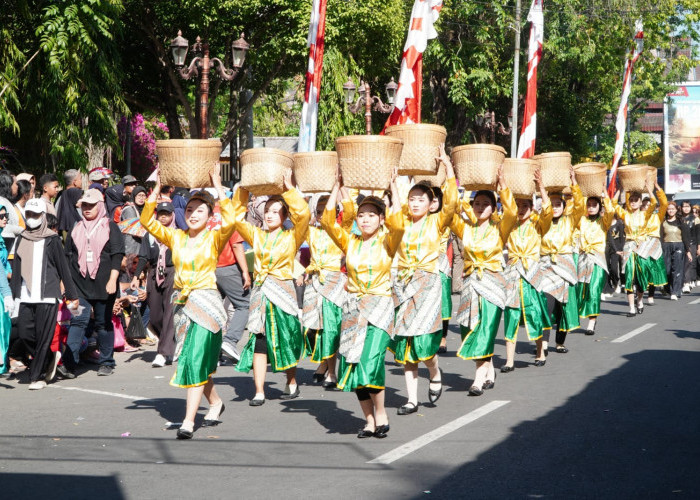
[451,165,517,395]
[140,164,236,440]
[320,167,403,439]
[233,170,310,406]
[640,180,669,305]
[391,146,457,415]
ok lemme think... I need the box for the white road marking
[689,298,700,305]
[367,400,510,465]
[611,323,657,343]
[50,385,153,401]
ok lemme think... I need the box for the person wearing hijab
[10,198,79,389]
[57,169,84,233]
[134,201,176,367]
[64,189,125,377]
[120,186,148,255]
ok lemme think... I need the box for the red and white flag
[298,0,328,152]
[517,0,544,159]
[608,20,644,196]
[382,0,442,132]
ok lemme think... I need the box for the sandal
[428,369,443,404]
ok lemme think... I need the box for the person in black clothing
[680,201,698,291]
[64,189,125,376]
[56,169,84,233]
[606,213,625,293]
[133,201,176,367]
[661,201,691,300]
[11,198,79,390]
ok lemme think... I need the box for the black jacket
[65,221,125,300]
[135,233,173,277]
[606,219,625,254]
[10,234,79,301]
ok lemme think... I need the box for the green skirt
[648,256,667,287]
[304,298,342,363]
[170,321,222,388]
[440,271,452,320]
[552,284,580,332]
[458,296,502,360]
[577,264,607,318]
[625,253,652,292]
[391,331,442,364]
[337,324,390,392]
[236,300,303,373]
[504,278,551,342]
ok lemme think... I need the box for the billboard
[665,83,700,193]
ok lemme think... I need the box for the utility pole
[510,0,522,158]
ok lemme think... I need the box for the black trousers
[684,243,697,283]
[17,302,59,382]
[607,251,623,288]
[146,267,175,358]
[663,242,685,297]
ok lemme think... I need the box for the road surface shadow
[2,473,125,499]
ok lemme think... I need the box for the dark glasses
[0,213,8,220]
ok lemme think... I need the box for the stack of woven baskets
[617,164,652,193]
[385,124,447,186]
[535,152,571,192]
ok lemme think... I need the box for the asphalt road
[1,289,699,500]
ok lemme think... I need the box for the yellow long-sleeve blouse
[578,197,615,254]
[320,207,404,297]
[396,177,458,278]
[642,189,668,239]
[613,196,657,244]
[507,201,553,269]
[450,188,517,275]
[231,188,310,285]
[306,200,355,281]
[541,185,585,257]
[140,198,236,296]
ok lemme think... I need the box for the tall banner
[608,20,644,196]
[382,0,442,131]
[517,0,544,159]
[298,0,328,152]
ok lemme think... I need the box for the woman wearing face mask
[612,177,657,316]
[233,170,310,406]
[576,191,615,336]
[639,181,668,305]
[121,186,148,255]
[65,189,125,377]
[321,167,403,439]
[140,165,236,439]
[538,169,584,353]
[502,169,552,371]
[450,166,516,395]
[134,201,177,367]
[302,192,355,389]
[660,201,691,300]
[12,198,79,389]
[391,146,457,415]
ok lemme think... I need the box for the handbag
[125,306,147,340]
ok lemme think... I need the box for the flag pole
[510,0,522,157]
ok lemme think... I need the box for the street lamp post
[343,78,398,135]
[170,31,250,139]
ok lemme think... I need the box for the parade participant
[320,168,403,438]
[432,187,452,354]
[65,189,124,377]
[539,169,584,352]
[660,201,691,300]
[577,191,615,337]
[233,170,310,406]
[302,191,354,389]
[134,201,177,367]
[451,166,516,395]
[640,182,668,305]
[502,169,552,371]
[13,198,79,389]
[392,147,457,414]
[140,165,235,439]
[612,177,657,316]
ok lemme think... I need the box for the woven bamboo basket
[535,152,571,191]
[573,162,607,197]
[239,148,295,195]
[617,165,648,193]
[293,151,337,193]
[646,166,658,183]
[451,144,506,190]
[413,161,446,187]
[385,124,447,175]
[155,139,222,188]
[503,158,540,198]
[335,135,403,190]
